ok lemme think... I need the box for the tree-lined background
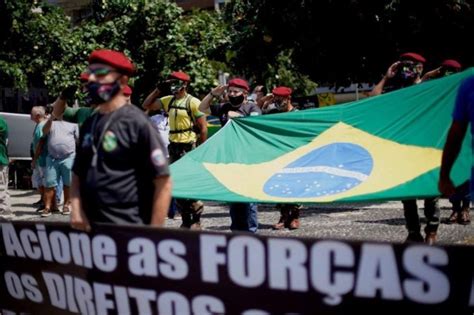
[0,0,473,108]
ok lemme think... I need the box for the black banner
[0,222,473,315]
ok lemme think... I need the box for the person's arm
[52,86,76,118]
[142,88,162,112]
[368,62,400,97]
[421,67,442,82]
[199,85,227,115]
[195,115,208,144]
[70,174,91,232]
[32,137,45,167]
[150,175,173,226]
[260,94,274,110]
[42,115,54,135]
[439,120,468,196]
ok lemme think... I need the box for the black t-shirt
[210,101,261,126]
[73,105,169,225]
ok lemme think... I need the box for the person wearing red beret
[261,86,303,230]
[421,59,470,225]
[70,49,172,231]
[142,70,208,229]
[421,59,462,82]
[369,52,426,96]
[369,52,440,244]
[261,86,297,114]
[199,78,262,232]
[123,84,133,103]
[199,78,261,125]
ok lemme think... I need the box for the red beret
[88,49,135,76]
[441,59,462,69]
[228,78,249,91]
[169,71,190,82]
[123,85,132,96]
[272,86,293,97]
[79,72,89,82]
[400,52,426,63]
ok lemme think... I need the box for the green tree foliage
[1,0,473,106]
[0,0,230,103]
[223,0,474,86]
[0,1,71,90]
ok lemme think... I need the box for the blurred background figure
[422,59,462,81]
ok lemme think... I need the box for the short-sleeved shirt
[0,117,8,166]
[63,107,95,127]
[452,76,474,199]
[210,101,261,126]
[47,120,78,159]
[73,104,169,225]
[452,76,474,128]
[160,94,204,143]
[32,121,48,167]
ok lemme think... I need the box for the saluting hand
[211,85,227,98]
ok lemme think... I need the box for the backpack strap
[168,95,196,134]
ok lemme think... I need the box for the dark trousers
[229,203,258,233]
[168,142,203,225]
[403,198,440,234]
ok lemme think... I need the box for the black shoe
[32,199,43,206]
[405,231,424,243]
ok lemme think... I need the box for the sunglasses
[86,67,115,76]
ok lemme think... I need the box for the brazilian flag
[171,69,473,203]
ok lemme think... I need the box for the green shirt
[0,117,8,166]
[63,107,95,127]
[32,121,48,167]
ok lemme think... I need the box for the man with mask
[199,78,261,125]
[421,59,462,81]
[261,86,303,229]
[70,49,172,231]
[199,78,261,232]
[369,52,425,96]
[421,59,469,225]
[142,71,207,229]
[261,86,298,114]
[369,52,440,244]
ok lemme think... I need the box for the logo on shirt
[151,148,166,167]
[102,131,118,152]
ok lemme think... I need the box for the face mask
[229,94,244,106]
[170,83,184,94]
[274,99,288,110]
[398,62,421,81]
[86,81,121,104]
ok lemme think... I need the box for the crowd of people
[1,48,468,246]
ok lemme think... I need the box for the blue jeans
[229,203,258,233]
[56,176,63,205]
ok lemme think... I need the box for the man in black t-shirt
[70,49,171,231]
[199,78,261,233]
[200,78,261,126]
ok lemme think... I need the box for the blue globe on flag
[263,143,373,198]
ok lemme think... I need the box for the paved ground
[1,189,473,245]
